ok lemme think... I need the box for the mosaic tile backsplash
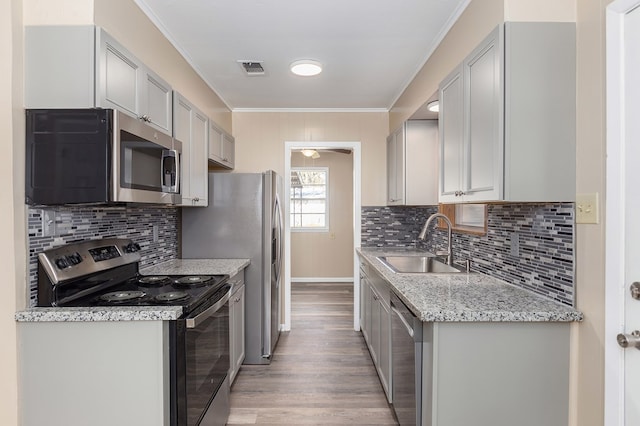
[27,206,179,306]
[361,204,575,307]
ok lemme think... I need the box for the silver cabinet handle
[617,330,640,349]
[631,282,640,300]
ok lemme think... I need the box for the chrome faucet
[418,213,453,265]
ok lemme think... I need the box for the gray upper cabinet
[209,121,235,169]
[387,120,439,206]
[438,22,576,203]
[173,92,209,207]
[26,25,173,136]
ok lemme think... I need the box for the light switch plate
[576,193,599,224]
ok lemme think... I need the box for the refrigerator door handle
[273,194,283,282]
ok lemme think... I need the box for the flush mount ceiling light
[300,149,320,159]
[427,100,440,112]
[290,60,323,77]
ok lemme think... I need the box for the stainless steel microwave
[26,108,181,205]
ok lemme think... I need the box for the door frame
[283,141,362,332]
[605,1,640,424]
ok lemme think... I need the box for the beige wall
[573,1,610,424]
[291,152,354,279]
[232,111,388,206]
[1,0,26,424]
[23,0,232,133]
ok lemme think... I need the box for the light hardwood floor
[227,282,398,425]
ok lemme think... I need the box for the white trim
[292,277,354,283]
[284,141,362,332]
[605,1,640,425]
[233,108,388,113]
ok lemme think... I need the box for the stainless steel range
[37,238,231,426]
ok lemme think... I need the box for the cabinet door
[209,122,224,163]
[386,126,405,205]
[190,111,209,206]
[463,26,503,201]
[361,275,371,343]
[221,133,235,168]
[230,284,245,385]
[439,65,464,203]
[369,287,381,365]
[174,93,209,207]
[379,301,391,402]
[142,69,172,135]
[97,30,141,117]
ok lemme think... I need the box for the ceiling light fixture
[300,149,320,159]
[290,60,323,77]
[427,100,439,112]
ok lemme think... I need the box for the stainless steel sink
[377,256,464,274]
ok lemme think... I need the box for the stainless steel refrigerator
[181,171,283,364]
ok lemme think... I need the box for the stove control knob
[123,242,141,253]
[55,257,69,270]
[67,252,83,266]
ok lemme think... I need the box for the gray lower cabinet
[25,25,173,135]
[359,261,392,402]
[421,321,570,426]
[18,320,170,426]
[229,270,246,385]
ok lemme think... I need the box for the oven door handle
[185,289,232,329]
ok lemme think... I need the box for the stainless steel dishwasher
[391,292,423,426]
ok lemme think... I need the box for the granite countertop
[16,258,250,323]
[15,306,183,322]
[357,248,583,323]
[139,258,250,278]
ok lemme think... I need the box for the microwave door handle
[185,289,232,329]
[173,149,180,194]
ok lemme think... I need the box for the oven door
[173,287,231,426]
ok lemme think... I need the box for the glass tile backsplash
[27,206,179,306]
[361,203,575,307]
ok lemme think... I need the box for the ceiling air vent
[238,61,265,76]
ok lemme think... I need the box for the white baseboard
[291,277,354,283]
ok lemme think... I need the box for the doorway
[605,0,640,424]
[283,141,362,332]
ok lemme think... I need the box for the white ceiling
[135,0,469,111]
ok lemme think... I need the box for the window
[290,168,329,231]
[438,203,487,235]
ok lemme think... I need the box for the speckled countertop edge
[139,258,250,277]
[15,306,183,322]
[16,258,250,323]
[357,248,583,323]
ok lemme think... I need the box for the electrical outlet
[576,193,599,224]
[42,210,57,237]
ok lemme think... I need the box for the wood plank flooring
[227,282,398,425]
